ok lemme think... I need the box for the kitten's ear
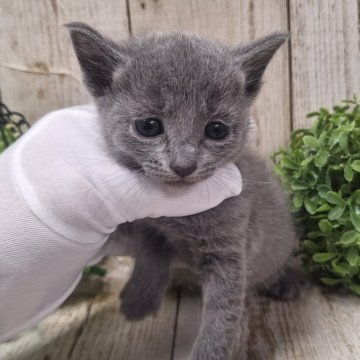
[233,32,289,99]
[66,22,126,97]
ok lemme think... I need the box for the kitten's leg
[120,231,172,321]
[257,266,306,301]
[190,246,247,360]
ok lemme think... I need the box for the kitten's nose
[170,162,197,178]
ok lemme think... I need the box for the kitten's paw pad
[259,268,306,301]
[119,282,162,321]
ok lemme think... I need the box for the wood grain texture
[174,286,360,360]
[173,292,202,360]
[246,287,360,359]
[129,0,291,157]
[289,0,360,129]
[2,259,360,359]
[0,0,129,124]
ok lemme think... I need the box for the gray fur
[68,23,297,360]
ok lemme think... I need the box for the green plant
[273,97,360,295]
[83,265,107,277]
[0,123,21,152]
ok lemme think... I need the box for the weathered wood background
[0,0,359,157]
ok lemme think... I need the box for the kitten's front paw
[119,281,162,321]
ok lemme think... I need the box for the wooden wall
[0,0,359,157]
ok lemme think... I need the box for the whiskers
[142,160,179,182]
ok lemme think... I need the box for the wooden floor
[1,257,360,360]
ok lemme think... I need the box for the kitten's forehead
[114,33,244,107]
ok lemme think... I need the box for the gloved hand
[0,105,242,342]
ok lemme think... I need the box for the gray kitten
[68,23,300,360]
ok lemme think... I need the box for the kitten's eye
[135,118,164,137]
[205,121,229,140]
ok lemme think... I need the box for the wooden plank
[68,260,177,360]
[245,0,290,158]
[245,286,360,359]
[129,0,291,158]
[289,0,360,129]
[3,265,360,359]
[173,292,202,360]
[173,286,360,359]
[0,0,129,124]
[0,257,177,360]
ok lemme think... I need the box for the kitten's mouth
[140,161,216,185]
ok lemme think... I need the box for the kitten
[68,23,300,360]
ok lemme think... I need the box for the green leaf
[331,261,348,277]
[351,160,360,172]
[320,277,342,286]
[291,180,309,191]
[307,231,324,239]
[318,185,331,198]
[306,111,320,118]
[353,190,360,205]
[303,240,320,251]
[338,132,349,154]
[318,219,332,234]
[300,156,314,167]
[83,265,107,277]
[346,247,358,266]
[317,132,327,147]
[303,135,319,149]
[292,193,303,208]
[326,192,345,206]
[314,150,328,167]
[313,253,337,263]
[350,210,360,232]
[281,156,298,169]
[305,171,318,186]
[328,205,345,220]
[340,121,355,132]
[320,107,330,116]
[325,168,331,188]
[349,285,360,296]
[339,230,360,245]
[333,105,350,112]
[344,161,353,182]
[304,198,317,214]
[329,131,340,148]
[316,203,332,212]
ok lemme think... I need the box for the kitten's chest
[146,194,245,247]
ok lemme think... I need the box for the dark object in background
[0,102,30,151]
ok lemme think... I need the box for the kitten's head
[67,23,287,184]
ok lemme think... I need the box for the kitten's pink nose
[170,162,197,178]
